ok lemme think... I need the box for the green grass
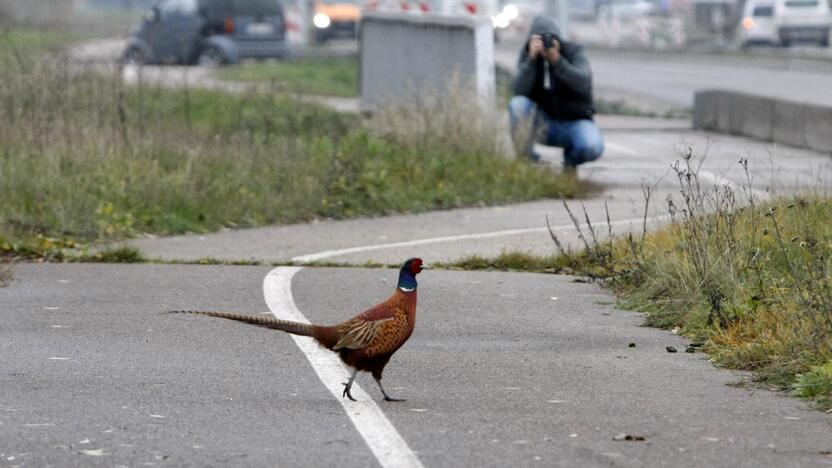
[0,50,586,260]
[793,361,832,408]
[438,251,566,273]
[217,57,359,97]
[0,27,85,57]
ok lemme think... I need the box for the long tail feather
[169,310,314,337]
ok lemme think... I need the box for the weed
[0,260,11,286]
[77,246,146,263]
[217,57,358,97]
[793,361,832,408]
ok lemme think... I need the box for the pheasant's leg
[375,376,405,402]
[342,368,358,401]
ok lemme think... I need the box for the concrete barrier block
[803,104,832,153]
[772,100,808,149]
[693,90,719,130]
[693,90,732,132]
[359,12,495,112]
[695,89,831,155]
[729,92,774,141]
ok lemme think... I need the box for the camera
[541,32,560,49]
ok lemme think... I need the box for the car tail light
[464,2,477,14]
[224,15,235,34]
[742,17,754,30]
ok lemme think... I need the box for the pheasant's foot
[342,382,357,401]
[383,396,406,402]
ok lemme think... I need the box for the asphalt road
[3,264,832,467]
[73,38,832,114]
[495,43,832,111]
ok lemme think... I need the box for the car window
[752,5,774,15]
[158,0,198,17]
[231,0,283,15]
[783,0,818,6]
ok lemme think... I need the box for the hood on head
[528,15,561,38]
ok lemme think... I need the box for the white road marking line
[291,215,671,264]
[263,267,424,468]
[606,141,769,200]
[696,169,770,201]
[604,142,643,157]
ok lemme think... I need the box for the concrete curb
[693,89,832,154]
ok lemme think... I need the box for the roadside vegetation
[216,57,359,97]
[448,154,832,409]
[0,35,585,261]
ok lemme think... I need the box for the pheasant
[170,258,426,402]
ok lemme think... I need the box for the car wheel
[122,47,146,65]
[198,47,225,67]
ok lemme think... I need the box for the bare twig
[546,214,569,257]
[562,200,592,251]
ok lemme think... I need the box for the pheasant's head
[398,258,426,291]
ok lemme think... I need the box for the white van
[739,0,830,47]
[739,1,777,45]
[775,0,830,46]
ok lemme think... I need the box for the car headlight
[502,4,519,20]
[492,12,510,29]
[314,13,331,28]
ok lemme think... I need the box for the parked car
[739,0,830,47]
[124,0,290,66]
[739,0,777,46]
[774,0,830,46]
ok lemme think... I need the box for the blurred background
[1,0,830,51]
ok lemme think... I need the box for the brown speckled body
[314,289,417,379]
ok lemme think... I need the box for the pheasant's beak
[420,264,430,270]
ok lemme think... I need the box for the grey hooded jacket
[511,16,595,120]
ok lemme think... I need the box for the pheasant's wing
[361,307,412,358]
[333,317,392,350]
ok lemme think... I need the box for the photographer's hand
[545,39,561,64]
[528,35,544,60]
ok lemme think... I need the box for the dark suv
[124,0,290,65]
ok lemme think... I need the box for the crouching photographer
[509,16,604,174]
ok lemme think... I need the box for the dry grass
[561,153,832,407]
[0,33,587,260]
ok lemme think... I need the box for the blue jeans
[508,95,604,166]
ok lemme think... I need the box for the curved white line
[605,141,769,200]
[292,215,671,264]
[263,267,424,468]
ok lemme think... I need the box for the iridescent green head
[398,258,426,292]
